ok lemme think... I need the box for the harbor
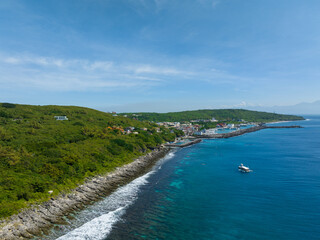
[195,124,302,139]
[164,125,303,148]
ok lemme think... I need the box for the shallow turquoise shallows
[107,117,320,240]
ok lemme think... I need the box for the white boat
[238,163,251,173]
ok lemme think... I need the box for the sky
[1,0,320,113]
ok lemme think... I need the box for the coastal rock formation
[0,147,170,240]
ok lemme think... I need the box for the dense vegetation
[0,103,183,218]
[121,109,304,123]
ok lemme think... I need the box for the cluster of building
[53,115,158,136]
[156,122,202,136]
[190,118,218,123]
[106,126,140,135]
[107,126,155,135]
[156,118,250,136]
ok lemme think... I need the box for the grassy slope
[0,103,182,218]
[121,109,304,122]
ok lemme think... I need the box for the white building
[205,129,216,135]
[54,116,68,121]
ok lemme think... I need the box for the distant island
[0,104,303,227]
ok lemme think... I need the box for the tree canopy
[121,109,304,122]
[0,103,183,218]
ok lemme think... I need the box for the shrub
[2,103,16,108]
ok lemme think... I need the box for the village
[155,118,254,136]
[55,111,258,138]
[108,112,256,137]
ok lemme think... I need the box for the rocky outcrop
[0,147,170,240]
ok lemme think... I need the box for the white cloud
[3,56,68,67]
[86,61,114,71]
[0,53,253,92]
[129,65,184,75]
[0,54,182,91]
[233,101,248,108]
[4,57,21,64]
[1,55,115,70]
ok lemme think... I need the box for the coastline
[0,147,171,240]
[104,117,320,240]
[0,122,304,239]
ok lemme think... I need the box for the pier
[165,139,202,148]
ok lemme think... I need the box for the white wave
[57,207,125,240]
[56,173,151,240]
[56,151,176,240]
[157,151,176,164]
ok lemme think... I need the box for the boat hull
[238,166,251,173]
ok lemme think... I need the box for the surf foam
[55,151,176,240]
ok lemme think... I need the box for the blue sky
[1,0,320,112]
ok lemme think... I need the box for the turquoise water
[106,117,320,240]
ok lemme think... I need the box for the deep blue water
[107,116,320,240]
[51,116,320,240]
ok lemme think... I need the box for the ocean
[47,116,320,240]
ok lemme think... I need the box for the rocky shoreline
[0,124,303,239]
[0,147,170,240]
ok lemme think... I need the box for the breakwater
[0,147,170,240]
[165,139,202,148]
[266,125,302,128]
[196,125,302,139]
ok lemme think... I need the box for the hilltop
[0,103,183,218]
[120,109,304,123]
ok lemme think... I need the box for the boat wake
[51,151,176,240]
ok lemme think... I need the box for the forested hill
[121,109,304,122]
[0,103,182,218]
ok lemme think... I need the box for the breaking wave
[50,151,176,240]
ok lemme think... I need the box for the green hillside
[0,103,183,218]
[121,109,304,122]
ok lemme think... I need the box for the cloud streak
[0,52,256,93]
[0,54,189,91]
